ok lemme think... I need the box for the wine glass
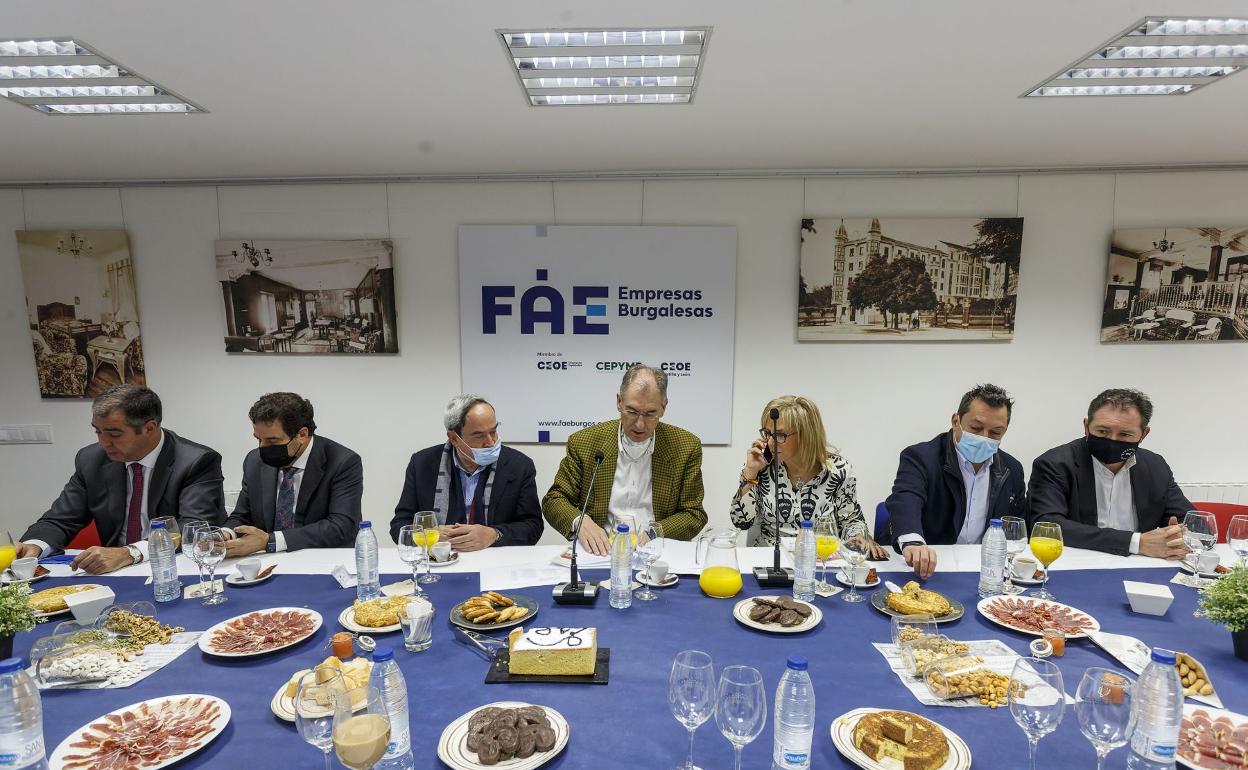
[148,516,181,550]
[332,685,390,770]
[1029,522,1063,600]
[395,525,427,597]
[716,665,766,770]
[813,516,840,594]
[635,521,666,601]
[415,512,440,584]
[182,520,208,594]
[1001,516,1027,594]
[668,650,716,770]
[1009,657,1066,770]
[296,668,348,770]
[1074,667,1136,770]
[840,522,868,603]
[1182,510,1218,570]
[193,527,227,606]
[1229,515,1248,566]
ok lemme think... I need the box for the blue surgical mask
[955,429,999,464]
[471,441,502,466]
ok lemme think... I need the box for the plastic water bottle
[793,520,816,602]
[1127,647,1184,770]
[355,521,381,601]
[149,520,180,603]
[367,647,414,770]
[0,658,50,770]
[773,655,815,770]
[609,523,633,610]
[977,518,1007,598]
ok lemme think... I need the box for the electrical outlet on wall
[0,425,53,444]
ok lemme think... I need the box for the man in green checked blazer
[543,364,708,556]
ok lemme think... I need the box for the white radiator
[1179,482,1248,505]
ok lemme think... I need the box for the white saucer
[1179,560,1226,579]
[835,570,881,589]
[1,568,49,585]
[429,552,460,568]
[226,570,275,586]
[636,571,678,588]
[1010,572,1046,586]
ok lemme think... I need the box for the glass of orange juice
[415,512,440,585]
[814,516,840,593]
[0,531,15,574]
[1029,522,1063,600]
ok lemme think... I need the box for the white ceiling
[4,0,1248,183]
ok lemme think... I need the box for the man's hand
[902,544,937,578]
[1139,516,1188,560]
[14,542,42,560]
[576,516,611,557]
[71,546,136,575]
[225,525,269,557]
[444,524,497,552]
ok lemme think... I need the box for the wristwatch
[266,533,278,553]
[125,544,144,565]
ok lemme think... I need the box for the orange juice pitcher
[696,529,743,598]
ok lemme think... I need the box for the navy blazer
[885,431,1027,548]
[391,444,543,546]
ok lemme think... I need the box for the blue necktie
[275,467,297,531]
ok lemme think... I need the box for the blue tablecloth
[14,567,1246,769]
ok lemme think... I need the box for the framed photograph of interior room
[798,217,1024,341]
[1101,227,1248,344]
[16,229,147,399]
[215,239,398,354]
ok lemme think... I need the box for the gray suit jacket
[23,429,225,552]
[224,435,363,550]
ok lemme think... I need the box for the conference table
[13,543,1244,769]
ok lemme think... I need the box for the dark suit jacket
[1028,436,1192,556]
[885,431,1027,548]
[224,435,363,550]
[23,429,225,552]
[391,444,543,546]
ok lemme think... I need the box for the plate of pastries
[451,592,538,631]
[831,707,971,770]
[437,701,569,769]
[872,581,964,622]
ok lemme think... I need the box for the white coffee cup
[1196,550,1220,573]
[10,557,38,580]
[237,558,262,581]
[647,559,669,584]
[1012,556,1039,580]
[431,542,453,562]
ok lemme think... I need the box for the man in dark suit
[223,392,362,556]
[886,384,1027,578]
[15,385,224,574]
[392,395,542,549]
[1029,388,1191,558]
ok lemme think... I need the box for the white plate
[1179,561,1227,580]
[430,552,461,568]
[835,570,881,589]
[2,568,50,586]
[437,701,569,770]
[1177,703,1248,770]
[733,595,823,634]
[338,604,407,634]
[270,663,375,722]
[831,707,971,770]
[198,607,323,657]
[225,570,275,586]
[976,595,1101,639]
[30,584,102,618]
[636,571,678,588]
[1009,572,1046,586]
[49,694,230,770]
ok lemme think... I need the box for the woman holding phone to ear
[730,395,886,557]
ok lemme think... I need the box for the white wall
[2,172,1246,545]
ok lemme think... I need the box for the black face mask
[1086,434,1138,465]
[258,441,296,468]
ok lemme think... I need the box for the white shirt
[609,426,654,533]
[1092,453,1143,554]
[271,435,313,553]
[955,453,993,545]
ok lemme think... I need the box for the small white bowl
[1124,580,1174,616]
[64,586,117,623]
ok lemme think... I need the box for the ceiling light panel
[500,26,710,106]
[1025,16,1248,96]
[0,37,203,114]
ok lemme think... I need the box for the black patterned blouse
[730,453,867,546]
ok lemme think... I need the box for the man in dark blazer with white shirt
[223,392,363,556]
[15,385,225,574]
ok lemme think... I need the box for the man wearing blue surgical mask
[884,384,1028,578]
[391,395,543,551]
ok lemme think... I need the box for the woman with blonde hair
[730,395,885,556]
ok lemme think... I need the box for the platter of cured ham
[49,694,230,770]
[975,596,1100,639]
[198,607,322,657]
[1179,704,1248,770]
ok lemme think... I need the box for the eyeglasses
[759,428,794,444]
[621,407,662,421]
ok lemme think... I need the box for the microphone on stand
[553,450,606,605]
[754,407,795,587]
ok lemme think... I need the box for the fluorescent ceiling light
[0,37,203,114]
[1025,16,1248,96]
[500,26,710,106]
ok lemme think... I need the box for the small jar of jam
[1041,627,1065,657]
[332,632,354,660]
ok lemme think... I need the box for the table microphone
[553,450,605,605]
[754,407,795,587]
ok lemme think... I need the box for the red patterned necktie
[126,463,145,545]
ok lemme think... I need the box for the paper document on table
[549,549,611,570]
[1171,572,1215,589]
[1087,630,1224,709]
[33,632,202,691]
[872,639,1021,708]
[479,565,568,592]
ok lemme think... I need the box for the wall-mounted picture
[16,229,146,399]
[1101,226,1248,343]
[215,239,398,354]
[798,217,1024,341]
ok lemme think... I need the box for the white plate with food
[733,596,822,634]
[635,571,679,588]
[338,606,399,634]
[271,656,374,722]
[199,607,322,657]
[339,595,425,634]
[48,694,230,770]
[831,707,970,770]
[2,565,51,585]
[429,552,461,568]
[835,569,881,589]
[976,595,1100,639]
[225,565,276,586]
[1178,703,1248,770]
[30,584,102,618]
[437,701,569,770]
[1178,560,1230,580]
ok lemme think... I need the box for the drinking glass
[415,512,440,584]
[1229,515,1248,566]
[1182,510,1218,569]
[148,516,182,550]
[635,521,666,601]
[1001,516,1027,594]
[395,525,427,597]
[0,532,14,573]
[840,522,868,603]
[1029,522,1063,600]
[1074,667,1136,770]
[1009,657,1066,770]
[813,516,840,593]
[193,527,227,606]
[716,665,766,770]
[332,685,390,770]
[296,668,347,770]
[182,520,209,593]
[668,650,716,770]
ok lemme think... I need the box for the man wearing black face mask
[1028,388,1191,558]
[223,392,363,556]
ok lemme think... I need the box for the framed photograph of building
[215,239,398,354]
[1101,227,1247,343]
[798,217,1024,341]
[16,229,146,398]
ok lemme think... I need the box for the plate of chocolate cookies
[438,701,569,769]
[733,595,823,634]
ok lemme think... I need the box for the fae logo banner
[460,225,736,444]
